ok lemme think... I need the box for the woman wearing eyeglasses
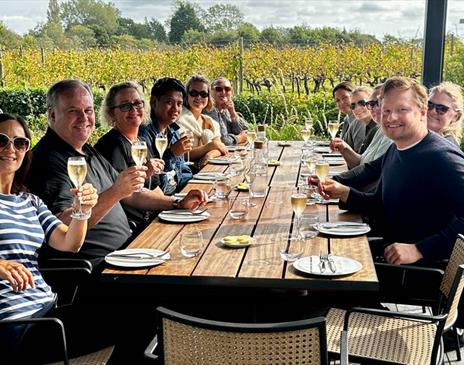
[177,75,227,168]
[427,81,463,146]
[0,113,97,358]
[203,77,248,146]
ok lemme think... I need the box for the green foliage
[169,1,205,44]
[201,4,244,33]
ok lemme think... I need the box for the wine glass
[155,133,168,174]
[247,130,257,149]
[67,156,90,220]
[279,232,304,262]
[291,187,307,232]
[327,120,340,140]
[180,230,204,258]
[315,159,330,184]
[131,140,148,192]
[181,130,194,166]
[301,127,312,146]
[243,157,257,207]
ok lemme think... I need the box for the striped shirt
[0,193,61,320]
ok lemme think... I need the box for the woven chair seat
[326,308,436,365]
[46,345,114,365]
[162,318,323,365]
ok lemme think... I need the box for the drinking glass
[243,157,257,207]
[214,176,231,199]
[279,233,304,262]
[180,230,204,258]
[131,140,148,192]
[298,214,319,239]
[228,197,249,220]
[301,128,312,146]
[247,130,257,149]
[315,159,330,184]
[229,159,244,177]
[155,133,168,174]
[180,130,194,166]
[234,145,248,160]
[327,120,340,140]
[291,188,307,230]
[67,156,91,220]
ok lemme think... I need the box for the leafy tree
[168,1,205,44]
[67,24,97,48]
[182,29,209,44]
[260,27,289,45]
[238,23,260,44]
[0,22,22,48]
[146,18,167,43]
[47,0,61,25]
[201,4,243,32]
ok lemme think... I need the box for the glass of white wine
[291,187,308,231]
[315,159,330,183]
[67,156,90,220]
[247,130,257,149]
[301,128,312,146]
[327,120,340,140]
[155,133,168,174]
[180,130,194,166]
[131,140,148,192]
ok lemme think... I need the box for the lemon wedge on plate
[221,235,252,247]
[268,159,281,166]
[236,182,249,191]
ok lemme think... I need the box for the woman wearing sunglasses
[177,75,227,168]
[0,113,97,358]
[427,81,463,146]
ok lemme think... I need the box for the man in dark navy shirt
[321,76,464,265]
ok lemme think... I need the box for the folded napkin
[188,179,216,184]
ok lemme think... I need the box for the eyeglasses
[350,100,367,110]
[214,86,232,93]
[111,100,145,112]
[188,90,209,98]
[0,133,31,152]
[428,101,451,115]
[366,100,379,110]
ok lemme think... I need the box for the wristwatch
[172,197,182,209]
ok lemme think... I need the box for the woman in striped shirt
[0,113,98,357]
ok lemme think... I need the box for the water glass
[298,214,319,239]
[279,233,304,262]
[234,146,248,160]
[214,176,231,199]
[180,230,204,258]
[229,197,249,220]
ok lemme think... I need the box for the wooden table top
[102,141,378,292]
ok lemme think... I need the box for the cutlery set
[319,252,337,273]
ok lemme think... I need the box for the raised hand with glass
[67,156,91,220]
[131,140,148,192]
[180,130,194,166]
[327,120,340,140]
[155,132,168,174]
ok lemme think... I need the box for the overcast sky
[1,0,464,40]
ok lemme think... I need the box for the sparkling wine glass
[67,156,90,220]
[181,130,194,166]
[155,133,168,174]
[327,120,340,140]
[131,140,148,192]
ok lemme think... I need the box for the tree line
[0,0,402,50]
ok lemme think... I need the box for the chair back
[156,306,328,365]
[440,234,464,328]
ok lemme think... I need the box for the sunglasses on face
[366,99,379,110]
[428,101,450,115]
[112,100,145,112]
[0,133,31,152]
[188,90,209,98]
[214,86,232,93]
[350,100,367,110]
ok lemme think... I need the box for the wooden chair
[145,306,334,365]
[326,234,464,365]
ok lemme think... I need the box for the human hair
[150,77,186,100]
[351,85,373,98]
[429,81,464,143]
[380,76,428,109]
[0,113,32,194]
[184,75,213,112]
[46,79,93,125]
[211,77,231,88]
[100,81,149,126]
[332,81,355,98]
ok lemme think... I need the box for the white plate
[105,248,169,268]
[208,158,234,165]
[318,198,340,205]
[174,193,216,203]
[326,158,346,166]
[226,145,237,151]
[314,146,331,153]
[315,141,330,147]
[293,255,362,276]
[322,153,342,158]
[221,237,255,248]
[158,210,210,223]
[314,222,370,236]
[194,172,225,180]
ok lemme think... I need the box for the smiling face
[211,78,233,109]
[427,91,460,134]
[49,86,95,151]
[350,91,371,122]
[187,81,209,113]
[111,88,146,131]
[152,90,184,127]
[334,88,352,114]
[367,88,382,124]
[381,88,428,148]
[0,119,29,178]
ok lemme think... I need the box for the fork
[164,208,208,216]
[319,252,326,273]
[108,251,168,260]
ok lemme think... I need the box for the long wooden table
[102,142,378,293]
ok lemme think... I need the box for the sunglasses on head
[366,99,379,110]
[188,90,209,98]
[350,100,367,110]
[428,101,450,115]
[112,100,145,112]
[214,86,232,93]
[0,133,31,152]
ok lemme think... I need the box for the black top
[94,128,160,228]
[359,120,379,155]
[27,128,132,264]
[345,131,464,261]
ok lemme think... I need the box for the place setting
[189,172,226,184]
[158,208,210,223]
[105,248,170,268]
[292,251,363,277]
[313,221,370,236]
[208,157,237,165]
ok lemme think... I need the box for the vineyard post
[41,48,45,64]
[239,37,243,94]
[0,49,4,88]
